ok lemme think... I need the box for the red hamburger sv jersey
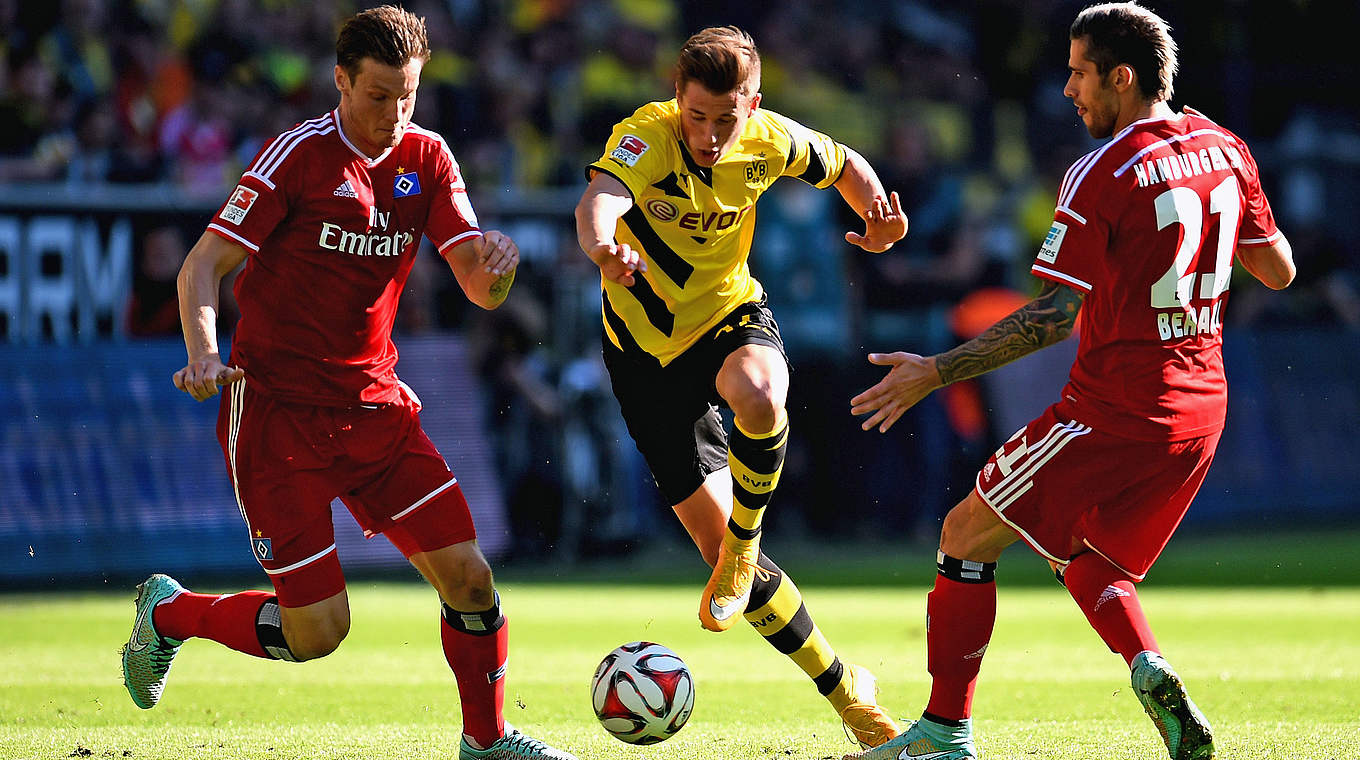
[1034,108,1280,441]
[208,110,480,405]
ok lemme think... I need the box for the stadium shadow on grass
[9,527,1356,595]
[495,527,1360,589]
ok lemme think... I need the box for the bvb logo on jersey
[645,199,679,222]
[744,159,768,183]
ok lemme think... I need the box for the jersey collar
[331,109,396,167]
[676,139,714,187]
[1112,109,1189,142]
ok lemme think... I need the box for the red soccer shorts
[974,404,1220,580]
[216,379,476,607]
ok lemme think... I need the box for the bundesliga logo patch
[219,184,258,225]
[394,170,421,198]
[610,134,649,167]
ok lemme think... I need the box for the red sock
[441,610,508,748]
[1064,552,1158,666]
[925,574,996,721]
[153,590,273,658]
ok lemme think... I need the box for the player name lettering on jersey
[318,222,414,257]
[1131,143,1243,189]
[1156,303,1223,341]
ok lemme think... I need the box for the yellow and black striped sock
[743,552,847,700]
[727,412,788,541]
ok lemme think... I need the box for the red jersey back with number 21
[1032,108,1280,441]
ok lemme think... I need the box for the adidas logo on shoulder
[333,180,358,198]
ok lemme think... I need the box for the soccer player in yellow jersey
[575,26,907,747]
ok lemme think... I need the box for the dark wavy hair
[1070,2,1178,102]
[336,5,431,83]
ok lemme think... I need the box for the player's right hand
[588,242,647,286]
[173,354,245,402]
[850,351,942,433]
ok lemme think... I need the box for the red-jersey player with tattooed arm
[119,7,574,760]
[844,4,1293,760]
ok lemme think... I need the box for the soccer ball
[590,641,695,744]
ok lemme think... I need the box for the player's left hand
[845,191,907,253]
[475,230,519,276]
[851,351,941,433]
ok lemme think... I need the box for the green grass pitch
[2,532,1358,760]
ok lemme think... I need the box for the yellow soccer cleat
[830,664,902,749]
[698,534,761,632]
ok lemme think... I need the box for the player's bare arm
[1237,236,1296,290]
[173,231,247,401]
[444,230,519,310]
[575,172,647,286]
[835,146,907,253]
[851,282,1084,433]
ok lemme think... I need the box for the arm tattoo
[936,283,1084,385]
[487,269,515,306]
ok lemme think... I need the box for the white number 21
[1150,176,1240,309]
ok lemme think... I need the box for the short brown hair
[1070,2,1178,102]
[675,26,760,96]
[336,5,431,82]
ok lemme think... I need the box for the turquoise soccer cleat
[841,716,976,760]
[1131,651,1215,760]
[458,725,577,760]
[120,574,186,709]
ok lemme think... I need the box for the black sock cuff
[730,426,788,473]
[922,710,967,728]
[255,598,298,662]
[745,552,784,610]
[813,657,844,696]
[937,551,997,583]
[442,591,504,636]
[726,518,761,541]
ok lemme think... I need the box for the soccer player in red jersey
[119,7,574,760]
[844,4,1295,760]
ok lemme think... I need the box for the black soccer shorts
[602,298,788,506]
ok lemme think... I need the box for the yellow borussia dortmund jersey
[588,99,846,365]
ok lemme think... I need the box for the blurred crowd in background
[2,0,1357,559]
